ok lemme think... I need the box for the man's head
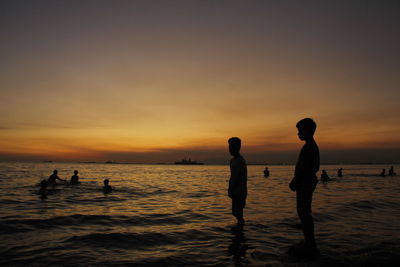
[53,170,58,174]
[74,170,78,175]
[228,137,241,156]
[296,118,316,141]
[104,179,109,186]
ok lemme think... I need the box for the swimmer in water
[70,170,80,185]
[47,170,66,185]
[380,169,386,177]
[388,166,396,176]
[103,179,113,193]
[38,179,48,199]
[320,170,330,182]
[337,168,343,178]
[264,167,270,177]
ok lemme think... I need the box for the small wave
[64,231,178,249]
[0,222,32,234]
[149,189,179,195]
[185,192,214,198]
[337,200,381,212]
[0,212,209,234]
[0,199,22,205]
[65,228,221,249]
[348,173,385,177]
[337,240,400,266]
[0,214,119,232]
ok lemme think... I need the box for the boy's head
[74,170,78,175]
[53,169,58,174]
[228,137,241,156]
[296,118,316,141]
[104,179,109,186]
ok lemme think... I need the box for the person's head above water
[228,137,241,156]
[53,169,58,175]
[104,179,109,186]
[74,170,78,175]
[296,118,316,141]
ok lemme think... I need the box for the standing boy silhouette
[289,118,320,253]
[228,137,247,226]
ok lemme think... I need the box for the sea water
[0,162,399,266]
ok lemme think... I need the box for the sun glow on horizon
[1,2,399,163]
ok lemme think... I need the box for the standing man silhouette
[289,118,320,254]
[228,137,247,226]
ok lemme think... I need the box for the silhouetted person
[103,179,113,193]
[289,118,319,254]
[38,179,48,199]
[264,167,270,177]
[47,170,66,185]
[228,137,247,226]
[320,170,330,182]
[70,170,80,185]
[388,166,396,176]
[337,168,343,178]
[380,169,386,177]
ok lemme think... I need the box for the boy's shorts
[296,185,316,214]
[232,195,246,214]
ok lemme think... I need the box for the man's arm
[56,176,66,182]
[289,177,298,191]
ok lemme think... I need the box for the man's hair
[296,118,317,134]
[228,137,241,148]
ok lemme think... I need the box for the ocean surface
[0,162,399,266]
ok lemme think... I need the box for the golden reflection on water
[0,163,399,265]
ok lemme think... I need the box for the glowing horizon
[1,1,399,163]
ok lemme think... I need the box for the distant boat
[174,158,204,165]
[104,161,118,164]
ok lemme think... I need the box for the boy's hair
[228,137,241,149]
[296,118,317,135]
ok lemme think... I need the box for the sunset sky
[1,1,399,164]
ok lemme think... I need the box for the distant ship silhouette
[174,158,204,165]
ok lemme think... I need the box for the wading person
[289,118,320,255]
[228,137,247,227]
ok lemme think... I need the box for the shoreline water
[1,163,399,266]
